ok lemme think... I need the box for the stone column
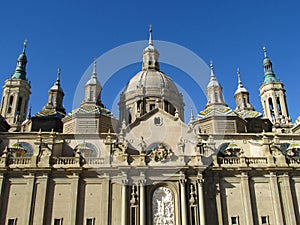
[240,172,254,225]
[197,175,205,225]
[32,174,49,225]
[25,173,35,225]
[214,173,223,225]
[280,173,297,224]
[269,172,284,225]
[0,173,5,213]
[139,179,146,225]
[70,173,79,225]
[180,178,188,225]
[121,179,128,225]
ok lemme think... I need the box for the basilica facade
[0,29,300,225]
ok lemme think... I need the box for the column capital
[179,178,187,185]
[240,172,249,177]
[122,178,128,186]
[138,179,146,186]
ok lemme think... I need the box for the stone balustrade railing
[52,157,80,167]
[245,157,268,165]
[287,157,300,166]
[0,154,299,168]
[83,157,105,166]
[218,156,269,167]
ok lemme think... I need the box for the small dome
[18,52,27,62]
[124,69,180,96]
[263,57,271,65]
[86,75,101,86]
[234,86,248,95]
[50,83,63,92]
[207,79,220,88]
[143,44,159,53]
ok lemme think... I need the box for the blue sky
[0,0,299,123]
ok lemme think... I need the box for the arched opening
[74,142,98,158]
[152,186,175,225]
[268,98,274,119]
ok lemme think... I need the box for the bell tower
[0,41,31,131]
[259,47,291,129]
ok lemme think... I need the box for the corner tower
[259,47,291,129]
[0,41,31,131]
[234,68,254,111]
[206,61,226,108]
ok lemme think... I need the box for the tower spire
[142,25,160,71]
[23,40,27,53]
[209,60,217,82]
[148,24,153,45]
[11,41,28,80]
[56,67,61,85]
[206,60,226,107]
[236,68,246,90]
[263,46,267,58]
[92,58,97,78]
[262,46,276,83]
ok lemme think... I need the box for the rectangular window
[54,218,63,225]
[231,216,239,225]
[261,216,269,224]
[150,104,155,110]
[86,218,95,225]
[8,218,17,225]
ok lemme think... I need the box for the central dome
[119,27,184,124]
[125,69,180,95]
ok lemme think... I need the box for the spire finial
[57,67,61,82]
[237,68,242,84]
[209,60,215,78]
[23,39,27,53]
[148,24,153,45]
[92,58,97,78]
[263,46,267,58]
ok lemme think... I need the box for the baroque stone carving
[148,143,172,162]
[152,186,175,225]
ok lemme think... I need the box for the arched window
[7,95,14,114]
[75,142,98,158]
[152,186,175,225]
[268,98,274,119]
[16,97,22,114]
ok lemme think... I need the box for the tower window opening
[150,104,155,111]
[276,97,282,115]
[243,97,247,107]
[165,101,169,112]
[239,98,242,109]
[90,90,94,101]
[268,98,274,119]
[128,108,132,124]
[149,56,153,65]
[214,92,219,103]
[51,95,55,105]
[16,97,22,114]
[7,95,14,114]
